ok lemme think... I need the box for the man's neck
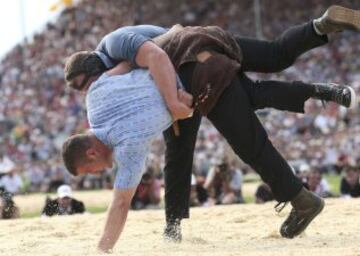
[88,132,112,153]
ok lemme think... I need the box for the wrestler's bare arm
[105,61,132,76]
[106,61,193,108]
[98,187,136,253]
[136,41,193,119]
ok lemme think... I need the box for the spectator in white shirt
[0,169,23,194]
[0,154,15,175]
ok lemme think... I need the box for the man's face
[69,74,90,92]
[58,197,72,208]
[76,150,113,175]
[308,172,321,187]
[72,74,85,87]
[345,170,359,186]
[70,73,99,92]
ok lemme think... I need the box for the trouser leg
[163,64,202,223]
[163,114,201,222]
[239,72,315,113]
[236,21,328,72]
[207,76,303,202]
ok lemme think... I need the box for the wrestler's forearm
[148,51,193,120]
[136,41,193,120]
[98,201,129,252]
[98,188,134,253]
[106,61,132,76]
[148,52,179,106]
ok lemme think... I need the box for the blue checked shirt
[86,70,173,189]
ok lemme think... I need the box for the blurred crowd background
[0,0,359,217]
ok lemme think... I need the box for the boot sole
[281,198,325,239]
[327,5,360,32]
[348,86,357,109]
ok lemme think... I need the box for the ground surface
[11,181,261,217]
[0,198,359,256]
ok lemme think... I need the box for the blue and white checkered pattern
[86,70,173,189]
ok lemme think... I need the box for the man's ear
[86,147,98,160]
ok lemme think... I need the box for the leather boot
[312,82,357,109]
[280,188,325,238]
[313,5,360,34]
[163,219,182,243]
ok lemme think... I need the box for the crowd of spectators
[255,163,360,204]
[0,0,359,213]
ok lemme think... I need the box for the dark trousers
[163,21,328,223]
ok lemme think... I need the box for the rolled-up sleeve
[105,32,151,65]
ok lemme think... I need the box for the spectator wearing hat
[41,184,86,216]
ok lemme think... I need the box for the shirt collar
[94,50,114,69]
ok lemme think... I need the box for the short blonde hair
[62,134,93,175]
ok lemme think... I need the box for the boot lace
[274,202,289,213]
[321,99,327,108]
